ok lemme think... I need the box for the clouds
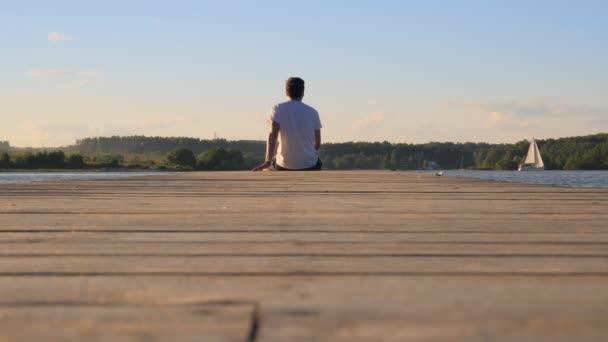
[434,97,608,143]
[484,111,513,129]
[25,68,103,88]
[48,32,69,43]
[445,97,607,128]
[25,68,67,78]
[17,117,205,147]
[1,90,225,147]
[25,32,103,88]
[71,70,103,88]
[21,122,101,147]
[353,112,386,132]
[346,111,428,142]
[478,99,607,134]
[479,98,606,120]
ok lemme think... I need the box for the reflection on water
[436,170,608,188]
[0,172,158,184]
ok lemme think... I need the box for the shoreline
[0,168,163,173]
[1,169,607,188]
[0,170,166,185]
[430,169,608,189]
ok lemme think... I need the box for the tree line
[319,134,608,170]
[0,141,9,152]
[1,133,607,170]
[65,133,608,170]
[0,151,86,169]
[66,136,265,156]
[0,148,260,171]
[165,147,257,170]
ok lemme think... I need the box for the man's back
[271,100,322,169]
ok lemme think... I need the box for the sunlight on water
[0,172,158,184]
[438,170,608,188]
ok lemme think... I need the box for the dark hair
[286,77,305,99]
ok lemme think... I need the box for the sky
[1,0,607,147]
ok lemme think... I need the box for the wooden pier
[0,171,607,341]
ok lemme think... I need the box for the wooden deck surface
[0,171,607,341]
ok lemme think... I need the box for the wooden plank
[2,241,608,255]
[1,255,607,275]
[0,277,606,342]
[0,302,255,342]
[0,171,607,341]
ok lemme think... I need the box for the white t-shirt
[270,100,322,169]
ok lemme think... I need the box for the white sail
[522,139,544,169]
[534,140,544,168]
[524,141,536,164]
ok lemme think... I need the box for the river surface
[2,170,608,188]
[437,170,608,188]
[0,172,157,184]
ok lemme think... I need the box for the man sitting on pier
[252,77,323,171]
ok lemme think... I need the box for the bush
[166,147,196,168]
[495,160,518,170]
[67,154,86,168]
[0,152,9,168]
[333,154,356,169]
[11,151,65,169]
[197,147,245,170]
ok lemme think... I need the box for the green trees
[333,154,356,169]
[197,147,245,170]
[2,134,608,171]
[0,151,132,170]
[495,159,518,170]
[569,143,608,170]
[89,154,123,167]
[536,135,608,170]
[317,134,608,170]
[69,136,265,156]
[0,153,10,168]
[11,151,66,169]
[67,154,86,168]
[484,145,518,170]
[163,147,249,170]
[166,148,197,168]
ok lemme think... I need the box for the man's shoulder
[301,102,318,114]
[276,101,318,113]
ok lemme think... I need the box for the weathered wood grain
[0,171,607,341]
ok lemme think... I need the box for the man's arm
[252,121,280,171]
[314,129,321,150]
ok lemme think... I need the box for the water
[0,172,157,184]
[437,170,608,188]
[2,170,608,188]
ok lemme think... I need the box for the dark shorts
[272,159,322,171]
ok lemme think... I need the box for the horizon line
[3,132,607,150]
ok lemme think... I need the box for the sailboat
[518,138,545,171]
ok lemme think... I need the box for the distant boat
[518,138,545,171]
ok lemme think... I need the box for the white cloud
[25,68,67,78]
[484,111,513,129]
[71,70,103,88]
[437,98,608,142]
[25,68,103,87]
[478,98,606,119]
[353,112,386,131]
[20,122,102,147]
[21,122,51,147]
[98,118,202,136]
[48,32,69,43]
[17,117,203,147]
